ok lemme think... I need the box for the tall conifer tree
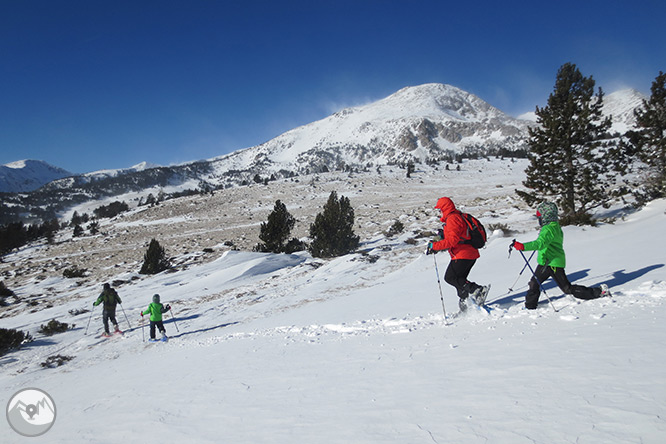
[140,239,170,274]
[256,200,296,253]
[309,191,359,258]
[626,71,666,201]
[518,63,618,224]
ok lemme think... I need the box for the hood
[434,197,457,222]
[536,201,559,226]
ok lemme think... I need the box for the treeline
[0,219,60,255]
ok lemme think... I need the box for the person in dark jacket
[512,201,610,309]
[427,197,489,311]
[93,283,122,336]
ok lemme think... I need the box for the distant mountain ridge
[0,83,647,224]
[0,160,72,193]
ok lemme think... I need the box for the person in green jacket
[141,294,171,341]
[93,283,122,336]
[511,202,610,309]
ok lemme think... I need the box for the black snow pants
[525,264,602,309]
[150,321,166,339]
[444,259,482,300]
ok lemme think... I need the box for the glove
[166,304,171,311]
[436,229,444,241]
[425,242,434,255]
[512,240,525,251]
[140,312,144,318]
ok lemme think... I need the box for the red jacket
[431,197,480,260]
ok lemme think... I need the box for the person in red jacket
[427,197,489,311]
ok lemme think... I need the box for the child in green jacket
[512,202,610,309]
[141,294,171,341]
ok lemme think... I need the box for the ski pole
[508,250,535,292]
[432,254,450,324]
[140,314,145,342]
[119,303,132,329]
[84,305,96,335]
[518,249,558,312]
[169,306,180,332]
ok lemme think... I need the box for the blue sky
[1,0,664,174]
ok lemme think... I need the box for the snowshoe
[599,283,612,298]
[470,285,491,306]
[148,338,160,343]
[101,332,112,338]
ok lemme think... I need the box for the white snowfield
[1,194,665,442]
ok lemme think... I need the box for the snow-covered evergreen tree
[626,71,666,202]
[518,63,623,225]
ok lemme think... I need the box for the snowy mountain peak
[0,159,72,193]
[130,161,160,171]
[378,83,503,121]
[228,83,530,175]
[603,88,647,133]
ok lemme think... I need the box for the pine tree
[255,200,296,253]
[73,224,84,237]
[140,239,171,274]
[626,71,666,202]
[517,62,619,225]
[309,191,360,258]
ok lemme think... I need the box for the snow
[1,174,665,442]
[0,160,72,193]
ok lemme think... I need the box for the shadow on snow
[489,264,664,308]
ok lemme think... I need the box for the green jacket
[522,221,566,268]
[94,288,122,310]
[142,302,168,322]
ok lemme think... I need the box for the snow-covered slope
[603,89,646,134]
[82,161,161,180]
[1,159,664,442]
[516,88,645,133]
[0,160,72,193]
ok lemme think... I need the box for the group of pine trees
[140,191,360,279]
[255,191,359,258]
[519,63,665,224]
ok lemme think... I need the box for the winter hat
[536,201,558,226]
[152,294,160,303]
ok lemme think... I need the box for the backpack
[460,213,487,249]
